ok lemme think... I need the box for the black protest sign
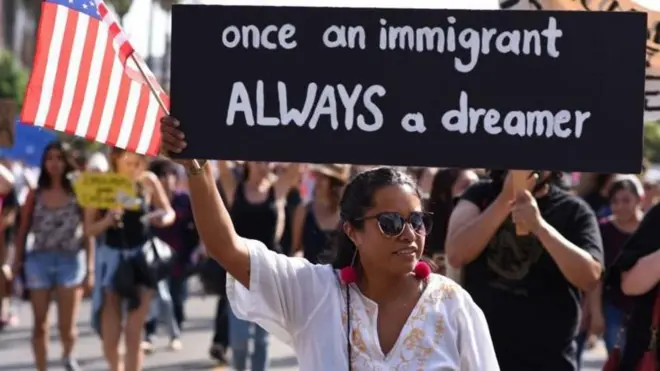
[500,0,660,122]
[170,5,646,173]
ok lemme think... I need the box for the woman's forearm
[621,249,660,296]
[188,163,250,287]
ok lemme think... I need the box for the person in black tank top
[291,164,349,264]
[216,160,300,371]
[84,149,175,371]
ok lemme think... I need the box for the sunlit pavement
[0,279,606,371]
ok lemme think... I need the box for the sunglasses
[357,211,433,237]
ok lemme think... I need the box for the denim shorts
[95,244,143,289]
[24,250,87,290]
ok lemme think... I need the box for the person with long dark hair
[583,177,644,363]
[445,170,603,371]
[12,141,93,371]
[85,148,175,371]
[604,202,660,370]
[159,116,498,370]
[291,164,349,264]
[425,168,478,277]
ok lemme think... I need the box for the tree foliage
[644,121,660,163]
[107,0,133,23]
[158,0,178,12]
[0,50,29,109]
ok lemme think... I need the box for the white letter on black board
[308,85,339,130]
[279,24,297,49]
[226,82,254,126]
[553,110,571,138]
[323,26,346,48]
[441,91,468,134]
[337,84,363,130]
[574,111,590,138]
[503,111,526,137]
[222,26,240,48]
[455,28,480,73]
[401,113,426,133]
[484,109,501,134]
[525,111,554,136]
[279,82,317,127]
[495,31,521,55]
[357,85,385,132]
[542,17,562,58]
[256,80,279,126]
[260,25,278,49]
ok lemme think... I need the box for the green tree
[0,50,29,109]
[107,0,133,25]
[644,121,660,163]
[157,0,177,12]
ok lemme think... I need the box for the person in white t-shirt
[159,116,499,370]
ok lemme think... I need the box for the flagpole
[129,53,201,170]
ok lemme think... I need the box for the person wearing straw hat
[291,164,350,264]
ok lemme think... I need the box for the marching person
[215,158,300,371]
[85,148,175,371]
[445,170,603,371]
[291,164,349,263]
[605,202,660,370]
[424,168,479,278]
[13,141,93,371]
[159,116,499,370]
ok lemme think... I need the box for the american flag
[20,0,168,156]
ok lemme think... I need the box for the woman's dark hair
[608,178,642,201]
[149,159,178,179]
[488,170,567,190]
[37,140,76,192]
[425,169,462,256]
[321,167,420,269]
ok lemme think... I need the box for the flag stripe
[21,3,57,122]
[65,19,99,135]
[125,88,151,152]
[115,81,142,148]
[105,74,132,146]
[34,5,69,128]
[75,22,108,137]
[96,55,124,143]
[84,34,116,141]
[138,96,161,155]
[43,9,78,130]
[55,14,89,132]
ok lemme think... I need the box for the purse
[603,291,660,371]
[135,235,174,288]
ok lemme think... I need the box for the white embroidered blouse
[226,238,500,371]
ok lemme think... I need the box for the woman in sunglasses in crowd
[160,116,498,370]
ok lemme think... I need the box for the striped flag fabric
[20,0,168,156]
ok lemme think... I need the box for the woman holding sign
[160,116,498,370]
[84,148,175,371]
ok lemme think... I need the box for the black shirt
[460,181,603,371]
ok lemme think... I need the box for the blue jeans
[144,279,181,341]
[603,302,625,353]
[229,307,269,371]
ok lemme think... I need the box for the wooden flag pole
[511,170,530,236]
[129,54,201,171]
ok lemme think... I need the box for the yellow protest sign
[73,172,140,210]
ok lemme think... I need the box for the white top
[227,238,500,370]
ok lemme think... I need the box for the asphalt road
[0,286,607,371]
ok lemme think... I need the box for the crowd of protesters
[0,138,659,370]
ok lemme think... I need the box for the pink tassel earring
[339,251,431,284]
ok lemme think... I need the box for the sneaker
[168,338,183,351]
[63,358,82,371]
[209,344,228,365]
[141,340,155,355]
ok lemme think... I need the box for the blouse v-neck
[347,279,430,360]
[227,238,500,371]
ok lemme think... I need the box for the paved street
[0,283,607,371]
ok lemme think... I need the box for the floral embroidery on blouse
[341,276,459,370]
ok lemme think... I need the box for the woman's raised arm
[160,117,250,287]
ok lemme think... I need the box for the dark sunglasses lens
[377,213,405,236]
[410,212,433,235]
